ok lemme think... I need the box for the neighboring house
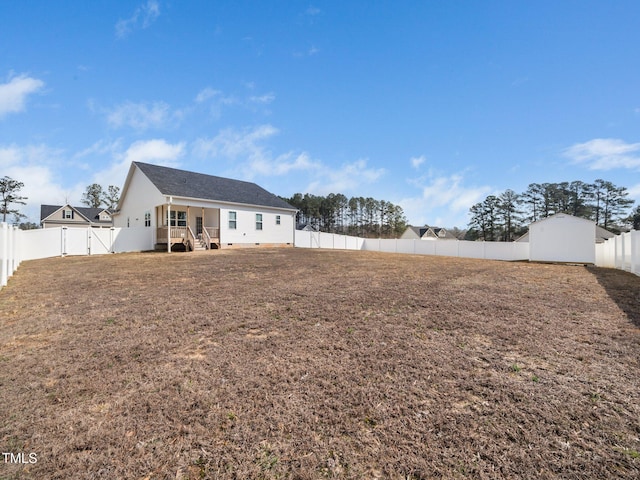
[528,213,596,264]
[401,225,457,240]
[112,162,297,251]
[40,205,113,228]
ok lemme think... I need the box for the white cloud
[193,124,279,160]
[305,6,321,16]
[106,101,174,130]
[193,124,322,179]
[73,139,123,161]
[0,144,79,222]
[249,151,321,177]
[628,183,640,201]
[88,139,185,192]
[305,159,385,195]
[410,155,426,169]
[115,0,160,39]
[192,125,383,195]
[0,74,45,118]
[123,139,184,165]
[195,88,221,103]
[564,138,640,170]
[249,92,276,104]
[194,87,238,119]
[399,172,491,227]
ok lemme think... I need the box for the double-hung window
[168,211,187,227]
[228,211,237,229]
[276,215,281,225]
[256,213,263,230]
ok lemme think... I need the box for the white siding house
[113,162,297,252]
[40,205,113,228]
[529,213,596,264]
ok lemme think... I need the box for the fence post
[9,225,16,275]
[631,230,638,275]
[61,227,67,256]
[1,223,7,287]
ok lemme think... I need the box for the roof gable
[40,205,112,222]
[134,162,295,210]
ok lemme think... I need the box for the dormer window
[63,209,73,219]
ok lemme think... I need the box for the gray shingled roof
[41,205,112,222]
[135,162,295,210]
[406,226,428,237]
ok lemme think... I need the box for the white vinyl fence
[294,230,365,250]
[294,230,530,261]
[0,224,156,288]
[595,230,640,276]
[0,223,19,287]
[3,224,637,289]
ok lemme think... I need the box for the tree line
[284,193,408,238]
[467,180,639,241]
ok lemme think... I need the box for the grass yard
[1,248,639,479]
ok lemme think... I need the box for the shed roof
[529,213,595,226]
[134,162,295,211]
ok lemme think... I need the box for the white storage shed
[529,213,596,264]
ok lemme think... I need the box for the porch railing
[156,226,219,250]
[187,226,196,251]
[156,226,187,242]
[204,227,219,240]
[202,227,211,249]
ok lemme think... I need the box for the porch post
[202,207,204,232]
[167,202,171,253]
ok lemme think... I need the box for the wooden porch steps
[192,237,208,252]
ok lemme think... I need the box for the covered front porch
[155,203,220,252]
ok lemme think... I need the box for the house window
[127,217,130,228]
[144,211,151,227]
[256,213,263,230]
[228,211,237,229]
[276,215,281,225]
[63,209,73,219]
[168,211,187,227]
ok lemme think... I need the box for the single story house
[41,205,113,228]
[112,162,297,251]
[401,225,457,240]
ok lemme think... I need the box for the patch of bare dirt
[1,249,639,479]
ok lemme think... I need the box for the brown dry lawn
[1,248,639,479]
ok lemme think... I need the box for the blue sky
[1,1,639,227]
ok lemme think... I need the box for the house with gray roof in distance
[112,162,297,252]
[41,204,113,228]
[400,225,458,240]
